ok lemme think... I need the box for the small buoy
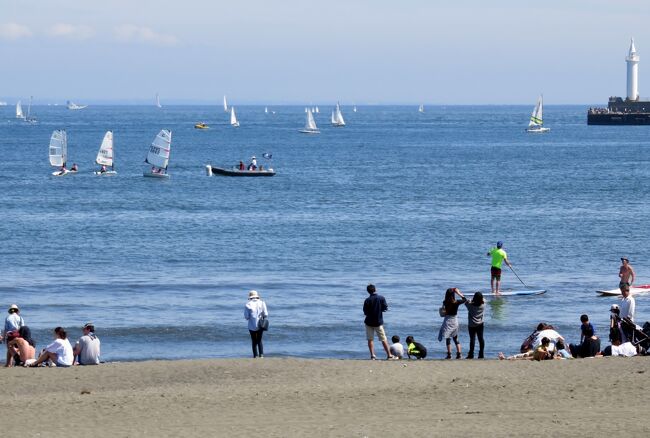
[205,164,212,176]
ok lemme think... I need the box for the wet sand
[2,357,649,437]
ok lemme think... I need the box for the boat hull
[94,170,117,176]
[51,170,70,177]
[526,127,550,133]
[299,129,320,134]
[143,171,170,179]
[210,166,275,177]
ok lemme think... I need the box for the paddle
[508,264,529,288]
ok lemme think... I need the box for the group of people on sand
[363,284,487,360]
[0,304,101,367]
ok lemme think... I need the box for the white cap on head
[248,290,260,299]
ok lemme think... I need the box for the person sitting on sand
[31,327,73,367]
[533,337,553,361]
[438,288,467,359]
[405,336,427,359]
[532,325,564,354]
[599,331,637,357]
[569,326,600,358]
[73,322,101,365]
[579,314,595,344]
[6,327,35,367]
[555,340,572,359]
[389,335,404,359]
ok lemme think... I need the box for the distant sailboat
[230,107,240,127]
[94,131,117,175]
[265,107,268,114]
[299,109,320,134]
[67,100,88,110]
[418,104,424,113]
[353,105,357,113]
[144,129,172,178]
[25,96,37,123]
[526,95,550,133]
[15,101,25,119]
[49,130,69,176]
[315,106,319,113]
[331,102,345,127]
[155,93,162,108]
[223,95,228,112]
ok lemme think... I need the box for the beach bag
[438,306,446,317]
[258,315,269,331]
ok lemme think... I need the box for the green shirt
[489,247,507,268]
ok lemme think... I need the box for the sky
[1,0,650,104]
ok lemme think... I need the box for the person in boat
[58,164,67,175]
[248,156,257,171]
[619,257,635,291]
[99,165,107,174]
[239,161,245,171]
[71,163,78,172]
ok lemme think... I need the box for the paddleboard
[482,289,546,298]
[597,284,650,296]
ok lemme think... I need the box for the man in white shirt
[73,322,101,365]
[620,284,636,321]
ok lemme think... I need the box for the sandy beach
[1,357,649,437]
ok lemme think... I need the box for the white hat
[610,304,620,311]
[251,156,256,159]
[248,290,260,299]
[8,304,19,312]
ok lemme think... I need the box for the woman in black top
[437,288,467,359]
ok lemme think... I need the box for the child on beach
[533,337,553,361]
[464,292,485,359]
[405,336,427,359]
[389,335,404,359]
[579,314,595,344]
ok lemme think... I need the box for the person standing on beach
[438,288,467,359]
[244,290,268,358]
[3,304,25,340]
[363,284,394,360]
[619,257,635,291]
[487,241,512,295]
[464,292,485,359]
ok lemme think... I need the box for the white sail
[529,95,544,127]
[419,104,424,113]
[265,107,268,114]
[306,110,318,130]
[155,93,162,108]
[315,106,319,113]
[332,102,345,126]
[223,95,228,112]
[49,130,67,167]
[67,100,88,110]
[96,131,114,167]
[353,105,357,113]
[145,129,172,169]
[230,107,239,126]
[16,101,24,119]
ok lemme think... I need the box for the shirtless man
[619,257,635,292]
[6,330,35,367]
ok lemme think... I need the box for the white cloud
[48,23,95,40]
[114,25,179,46]
[0,23,32,40]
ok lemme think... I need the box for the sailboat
[223,95,228,112]
[15,101,25,119]
[94,131,117,175]
[67,100,88,110]
[299,109,320,134]
[143,129,172,178]
[25,96,37,123]
[331,102,345,127]
[230,107,240,127]
[353,105,357,113]
[418,104,424,113]
[155,93,162,108]
[265,107,268,114]
[315,106,319,113]
[526,95,550,133]
[49,130,69,176]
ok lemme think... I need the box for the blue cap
[496,241,503,248]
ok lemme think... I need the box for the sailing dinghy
[49,130,70,176]
[16,101,25,119]
[331,102,345,127]
[143,130,172,178]
[94,131,117,175]
[418,104,424,113]
[230,107,240,127]
[155,93,162,108]
[25,96,37,124]
[223,95,228,112]
[526,95,550,133]
[67,100,88,110]
[299,109,320,134]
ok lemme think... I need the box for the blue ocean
[2,104,649,361]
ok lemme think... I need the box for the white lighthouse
[626,38,640,101]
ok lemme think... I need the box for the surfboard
[482,289,546,298]
[597,284,650,296]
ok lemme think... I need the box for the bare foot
[498,352,506,360]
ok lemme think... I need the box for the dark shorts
[619,282,630,289]
[491,266,502,280]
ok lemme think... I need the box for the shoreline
[2,357,649,437]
